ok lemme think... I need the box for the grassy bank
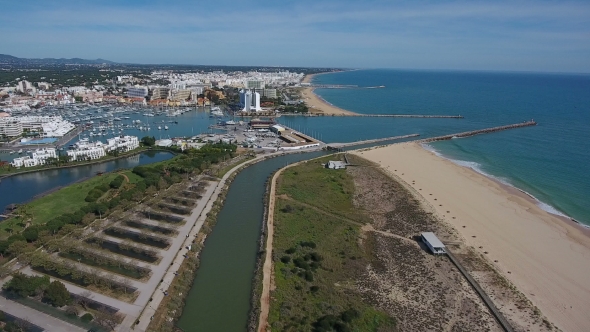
[0,173,118,235]
[269,156,394,331]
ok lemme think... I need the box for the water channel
[177,151,328,331]
[0,151,175,218]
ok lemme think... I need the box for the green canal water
[177,151,327,331]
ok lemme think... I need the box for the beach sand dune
[354,142,590,332]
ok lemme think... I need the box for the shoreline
[301,73,358,116]
[354,142,590,332]
[420,143,587,227]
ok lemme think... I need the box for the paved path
[21,266,141,316]
[0,295,85,332]
[127,181,218,332]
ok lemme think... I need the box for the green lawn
[0,173,118,235]
[269,156,394,332]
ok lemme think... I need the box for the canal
[0,151,175,218]
[177,151,327,331]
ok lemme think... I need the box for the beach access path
[354,142,590,332]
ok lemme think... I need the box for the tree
[140,136,156,147]
[43,280,71,307]
[7,241,28,256]
[3,273,50,297]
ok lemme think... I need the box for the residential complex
[0,116,75,138]
[11,148,57,167]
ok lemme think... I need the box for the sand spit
[301,74,358,116]
[353,143,590,332]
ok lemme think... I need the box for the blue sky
[0,0,589,72]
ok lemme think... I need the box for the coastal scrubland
[269,153,557,332]
[269,156,394,331]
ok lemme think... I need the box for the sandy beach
[354,142,590,332]
[301,73,358,115]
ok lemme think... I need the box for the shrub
[109,175,125,189]
[285,247,296,254]
[293,258,309,270]
[280,256,291,264]
[81,313,94,323]
[304,270,314,282]
[340,309,359,323]
[300,241,316,249]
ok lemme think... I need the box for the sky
[0,0,589,73]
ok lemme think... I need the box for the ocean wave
[420,143,573,221]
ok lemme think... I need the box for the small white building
[106,135,139,153]
[326,161,346,170]
[11,156,31,168]
[10,148,57,167]
[31,148,57,165]
[421,232,446,255]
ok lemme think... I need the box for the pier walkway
[446,249,514,332]
[422,121,537,143]
[279,113,463,118]
[327,134,420,150]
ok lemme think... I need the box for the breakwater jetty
[422,121,537,143]
[327,134,420,150]
[279,113,464,118]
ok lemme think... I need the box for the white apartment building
[16,80,33,93]
[106,135,139,153]
[67,139,106,161]
[126,86,148,98]
[10,148,57,168]
[32,148,57,164]
[0,117,23,137]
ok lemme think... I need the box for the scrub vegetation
[269,156,395,332]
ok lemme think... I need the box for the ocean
[280,69,590,225]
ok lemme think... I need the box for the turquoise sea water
[279,69,590,225]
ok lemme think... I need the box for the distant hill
[0,54,115,65]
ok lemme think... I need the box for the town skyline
[1,0,589,73]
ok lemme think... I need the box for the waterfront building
[126,86,149,98]
[106,135,139,153]
[0,117,23,137]
[11,156,33,168]
[170,89,191,101]
[9,148,57,167]
[239,89,262,112]
[67,138,106,161]
[149,87,170,100]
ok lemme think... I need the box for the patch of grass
[122,170,143,184]
[268,159,395,331]
[277,156,370,224]
[0,173,118,234]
